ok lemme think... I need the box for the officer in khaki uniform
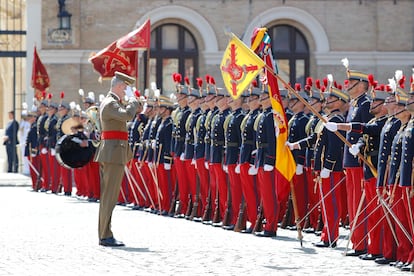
[94,71,140,247]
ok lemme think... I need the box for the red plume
[385,85,392,92]
[337,84,342,90]
[323,78,328,87]
[205,74,211,84]
[333,81,338,88]
[134,90,141,98]
[378,84,385,91]
[321,86,326,92]
[172,73,177,82]
[60,91,65,99]
[295,83,301,91]
[210,77,216,85]
[367,74,375,86]
[251,79,258,87]
[42,90,46,99]
[399,75,406,89]
[315,79,321,89]
[196,77,203,88]
[184,76,190,86]
[176,73,182,83]
[372,81,378,89]
[344,79,349,86]
[47,93,52,100]
[305,84,311,92]
[306,77,313,86]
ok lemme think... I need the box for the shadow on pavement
[111,247,151,253]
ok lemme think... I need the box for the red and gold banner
[31,46,50,92]
[117,19,151,50]
[88,40,138,80]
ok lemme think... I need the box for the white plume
[154,89,160,98]
[388,78,397,92]
[69,101,76,110]
[99,94,105,103]
[88,91,95,102]
[78,88,84,97]
[144,88,150,98]
[22,102,28,110]
[150,82,157,91]
[395,70,403,82]
[341,57,349,69]
[76,104,81,111]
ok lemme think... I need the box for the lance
[344,185,366,254]
[317,176,333,246]
[147,143,163,213]
[378,193,412,244]
[267,67,377,174]
[298,175,346,226]
[289,180,303,247]
[124,162,146,200]
[134,161,156,209]
[124,166,141,207]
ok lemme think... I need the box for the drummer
[56,101,73,196]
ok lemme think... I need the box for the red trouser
[87,159,100,199]
[195,158,209,216]
[377,186,397,261]
[27,156,40,190]
[40,147,50,190]
[292,173,306,228]
[174,157,189,214]
[364,177,383,255]
[74,165,89,196]
[305,166,320,229]
[240,163,260,224]
[127,159,149,207]
[345,167,367,251]
[60,165,72,193]
[276,170,291,222]
[157,164,176,213]
[210,163,228,221]
[227,164,243,226]
[319,172,343,244]
[49,152,60,193]
[184,159,197,212]
[395,186,413,263]
[258,168,278,232]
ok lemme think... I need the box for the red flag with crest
[31,46,50,91]
[88,40,137,80]
[117,19,151,50]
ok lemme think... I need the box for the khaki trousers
[98,162,124,239]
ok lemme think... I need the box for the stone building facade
[23,0,414,106]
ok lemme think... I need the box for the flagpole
[264,64,376,173]
[146,48,150,89]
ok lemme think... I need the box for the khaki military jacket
[94,92,139,165]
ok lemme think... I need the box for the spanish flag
[220,33,265,99]
[251,28,296,196]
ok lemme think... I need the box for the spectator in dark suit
[3,110,19,173]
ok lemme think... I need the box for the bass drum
[56,134,95,169]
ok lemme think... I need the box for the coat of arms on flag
[220,33,265,99]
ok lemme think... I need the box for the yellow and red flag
[220,33,265,99]
[117,19,151,50]
[251,28,296,195]
[88,40,137,80]
[31,46,50,92]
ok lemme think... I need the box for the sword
[134,161,156,209]
[124,164,147,200]
[27,157,44,183]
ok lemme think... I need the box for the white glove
[124,86,134,98]
[204,161,209,170]
[180,153,185,161]
[191,159,196,166]
[349,144,361,157]
[264,164,274,172]
[164,163,171,170]
[41,148,48,155]
[151,140,156,149]
[248,165,258,175]
[235,164,241,174]
[286,141,300,150]
[296,164,304,175]
[31,154,37,157]
[50,149,56,156]
[320,168,331,179]
[251,149,257,156]
[223,165,228,173]
[324,122,338,132]
[148,162,154,168]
